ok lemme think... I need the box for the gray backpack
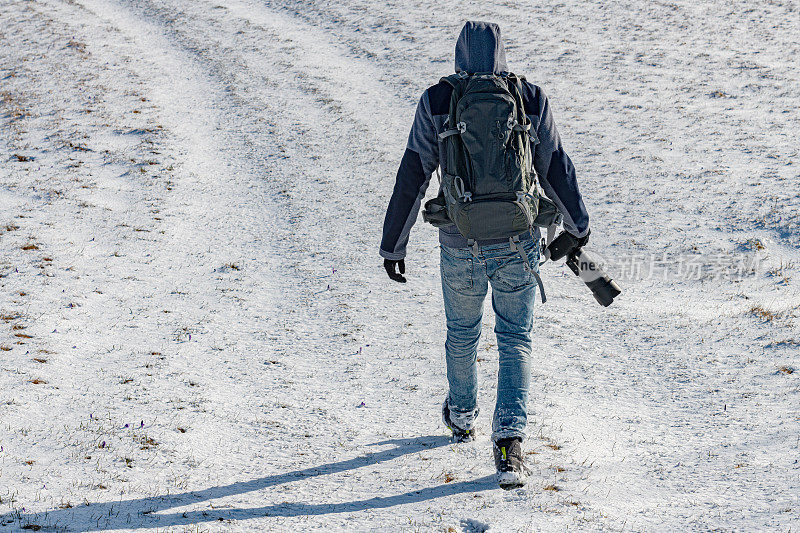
[423,71,560,300]
[423,72,560,242]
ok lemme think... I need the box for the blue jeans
[440,238,539,442]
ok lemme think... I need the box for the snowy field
[1,0,798,531]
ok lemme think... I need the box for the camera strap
[540,222,560,263]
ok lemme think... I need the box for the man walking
[380,21,590,488]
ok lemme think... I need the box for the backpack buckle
[467,239,480,259]
[454,176,471,202]
[438,121,467,142]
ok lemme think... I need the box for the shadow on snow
[5,435,496,531]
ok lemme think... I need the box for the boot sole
[497,470,527,490]
[442,401,475,442]
[451,431,474,443]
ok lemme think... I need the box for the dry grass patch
[741,238,765,251]
[66,39,88,56]
[137,435,158,450]
[749,305,779,322]
[65,141,90,152]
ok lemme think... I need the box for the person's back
[380,21,590,489]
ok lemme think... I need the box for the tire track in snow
[40,0,303,487]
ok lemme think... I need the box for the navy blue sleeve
[380,148,430,259]
[380,91,438,259]
[525,83,589,237]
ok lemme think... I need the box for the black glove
[383,259,406,283]
[545,228,590,262]
[571,228,590,249]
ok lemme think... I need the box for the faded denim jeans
[440,238,539,442]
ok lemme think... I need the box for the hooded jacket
[380,21,589,260]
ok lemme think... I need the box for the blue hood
[454,21,508,75]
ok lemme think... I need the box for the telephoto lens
[565,250,622,307]
[544,231,622,306]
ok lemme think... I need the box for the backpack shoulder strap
[506,74,528,119]
[439,71,468,89]
[437,73,468,138]
[506,73,537,144]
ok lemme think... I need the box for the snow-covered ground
[1,0,798,530]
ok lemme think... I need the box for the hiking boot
[441,400,476,442]
[493,437,527,489]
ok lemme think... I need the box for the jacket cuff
[379,248,405,260]
[567,226,590,239]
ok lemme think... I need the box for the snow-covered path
[1,0,798,531]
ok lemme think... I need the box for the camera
[544,232,622,307]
